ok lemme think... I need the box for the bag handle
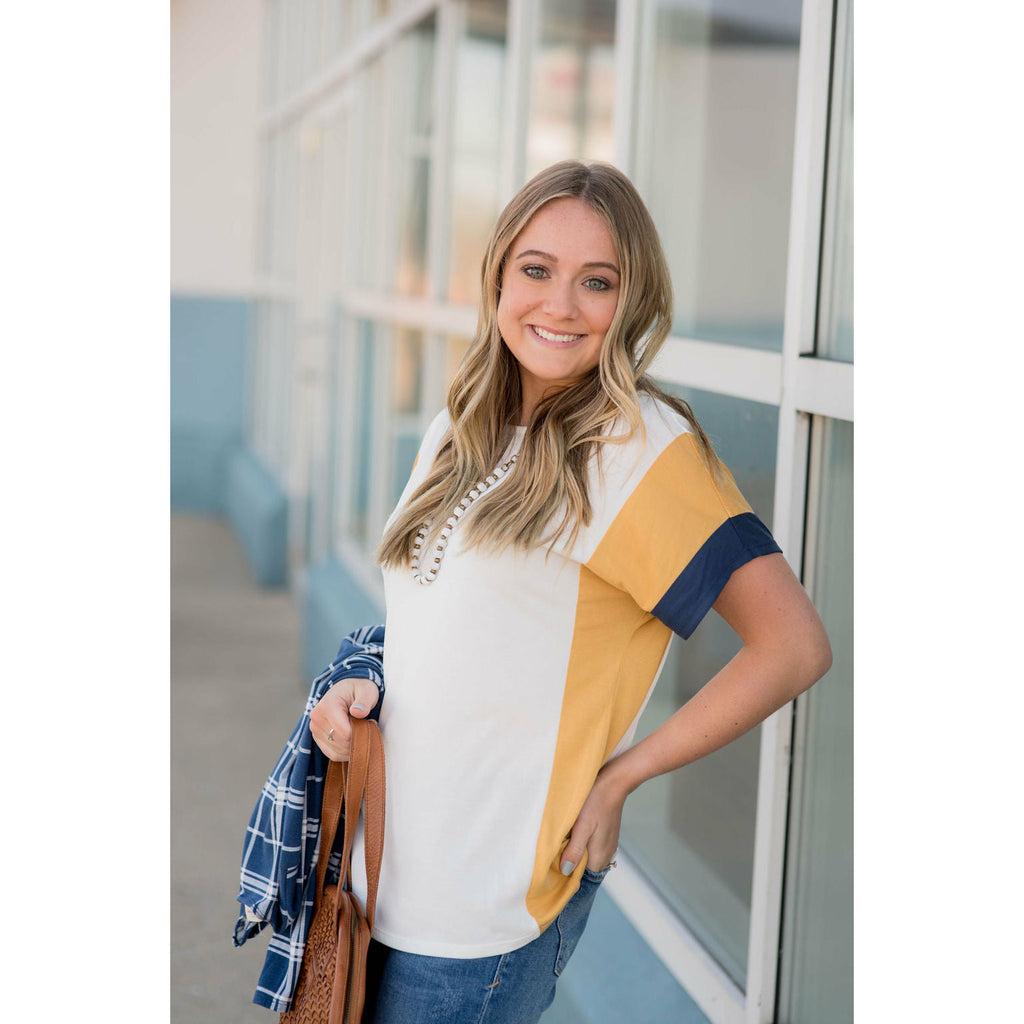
[313,759,346,909]
[354,721,385,927]
[312,719,386,924]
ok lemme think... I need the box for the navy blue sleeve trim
[651,513,781,640]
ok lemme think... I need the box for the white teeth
[533,325,583,343]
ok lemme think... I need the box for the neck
[517,378,575,426]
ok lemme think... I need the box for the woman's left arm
[561,553,833,875]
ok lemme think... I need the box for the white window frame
[608,1,850,1022]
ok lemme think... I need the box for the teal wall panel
[302,557,385,680]
[170,294,251,512]
[224,448,288,588]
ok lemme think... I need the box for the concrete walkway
[171,511,308,1023]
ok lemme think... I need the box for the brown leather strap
[336,721,385,927]
[312,719,386,928]
[314,758,347,908]
[338,724,369,884]
[360,724,386,929]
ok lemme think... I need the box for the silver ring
[327,728,335,742]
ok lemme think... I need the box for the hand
[309,678,380,762]
[560,767,628,876]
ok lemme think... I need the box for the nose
[540,278,578,321]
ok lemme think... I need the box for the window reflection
[352,18,436,297]
[391,328,426,507]
[777,416,853,1021]
[816,1,853,362]
[526,0,616,179]
[445,335,472,391]
[350,321,376,547]
[620,384,779,986]
[263,126,299,283]
[393,18,436,298]
[635,0,801,351]
[324,1,354,60]
[355,53,390,291]
[448,0,509,304]
[394,155,432,297]
[392,329,424,415]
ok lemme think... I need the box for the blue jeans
[363,866,609,1024]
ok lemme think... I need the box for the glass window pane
[525,0,616,179]
[353,16,436,297]
[266,125,299,283]
[392,17,437,298]
[391,328,426,506]
[260,128,299,283]
[322,105,354,302]
[635,2,802,351]
[325,0,355,61]
[299,0,323,82]
[392,328,424,415]
[257,299,295,478]
[395,154,432,297]
[816,1,853,362]
[620,385,779,987]
[348,320,376,548]
[447,0,509,304]
[777,416,853,1022]
[391,432,422,508]
[355,55,389,291]
[263,0,281,107]
[320,306,343,553]
[258,139,274,276]
[445,335,472,393]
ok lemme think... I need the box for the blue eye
[523,265,547,280]
[584,277,611,292]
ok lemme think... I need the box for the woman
[310,160,831,1023]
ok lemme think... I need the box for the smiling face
[497,197,621,423]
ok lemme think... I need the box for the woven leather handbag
[280,718,385,1024]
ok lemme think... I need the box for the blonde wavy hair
[378,160,718,568]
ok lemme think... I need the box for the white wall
[171,0,262,295]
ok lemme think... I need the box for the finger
[312,721,350,760]
[314,729,349,761]
[584,840,617,873]
[347,678,380,718]
[560,824,592,876]
[310,699,353,761]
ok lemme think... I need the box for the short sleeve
[584,431,781,639]
[409,409,451,477]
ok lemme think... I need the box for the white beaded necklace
[411,453,519,585]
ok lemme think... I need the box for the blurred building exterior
[171,1,853,1021]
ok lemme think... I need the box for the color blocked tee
[350,394,781,958]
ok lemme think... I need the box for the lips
[529,324,585,345]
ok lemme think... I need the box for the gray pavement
[171,511,308,1023]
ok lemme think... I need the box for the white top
[351,395,780,957]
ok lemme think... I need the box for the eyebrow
[514,249,620,275]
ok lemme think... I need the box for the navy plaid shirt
[233,624,385,1012]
